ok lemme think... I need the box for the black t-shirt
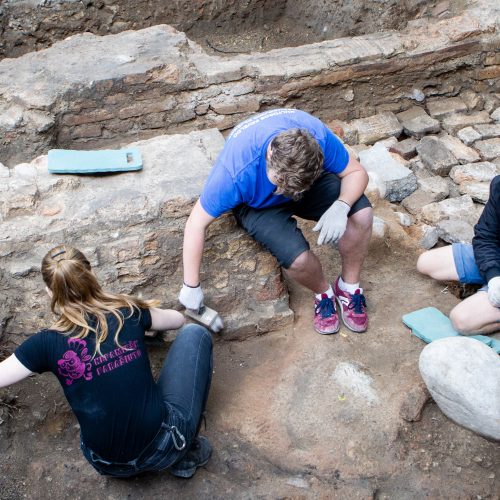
[15,307,165,461]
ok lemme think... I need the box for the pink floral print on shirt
[58,338,93,385]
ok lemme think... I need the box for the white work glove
[179,283,204,311]
[487,276,500,307]
[313,200,350,246]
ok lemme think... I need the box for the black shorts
[233,172,372,268]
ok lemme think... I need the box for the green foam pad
[402,307,500,354]
[48,148,142,174]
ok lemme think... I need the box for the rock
[399,382,431,422]
[445,177,462,198]
[372,216,387,238]
[449,162,500,184]
[474,138,500,161]
[358,144,417,202]
[460,90,483,111]
[365,171,386,205]
[473,123,500,140]
[442,111,491,135]
[421,195,476,225]
[458,182,490,204]
[416,136,457,176]
[417,224,439,249]
[402,190,437,215]
[419,337,500,441]
[396,107,440,138]
[349,112,403,145]
[396,211,412,227]
[426,97,468,119]
[491,107,500,122]
[457,126,481,146]
[417,176,449,201]
[439,134,480,164]
[436,219,474,243]
[389,138,419,160]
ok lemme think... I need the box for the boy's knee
[288,250,311,273]
[349,206,373,231]
[449,306,474,335]
[417,252,432,276]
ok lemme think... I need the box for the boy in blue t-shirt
[179,109,373,334]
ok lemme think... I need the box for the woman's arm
[149,308,186,331]
[0,354,33,388]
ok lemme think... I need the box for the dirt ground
[0,206,499,499]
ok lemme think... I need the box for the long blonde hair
[41,245,158,355]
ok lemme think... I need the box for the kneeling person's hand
[313,200,350,246]
[487,276,500,307]
[179,283,204,311]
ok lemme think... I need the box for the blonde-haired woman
[0,245,213,478]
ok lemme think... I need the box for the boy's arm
[179,200,216,310]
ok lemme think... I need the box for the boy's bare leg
[450,291,500,335]
[417,246,459,281]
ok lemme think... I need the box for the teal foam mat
[402,307,500,354]
[48,148,142,174]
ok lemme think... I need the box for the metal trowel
[185,304,223,332]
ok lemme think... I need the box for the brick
[389,138,418,160]
[450,162,500,184]
[396,107,440,138]
[210,95,260,115]
[426,97,467,119]
[350,112,403,145]
[475,66,500,81]
[439,134,480,164]
[473,123,500,140]
[71,123,102,139]
[416,136,458,176]
[442,111,491,135]
[457,126,481,146]
[474,138,500,161]
[62,109,114,126]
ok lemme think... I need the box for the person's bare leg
[417,246,459,281]
[337,207,373,283]
[450,291,500,335]
[284,250,329,294]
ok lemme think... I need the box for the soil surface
[0,208,499,499]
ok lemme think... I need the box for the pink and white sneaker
[313,293,340,334]
[334,277,368,333]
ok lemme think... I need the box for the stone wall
[0,1,499,168]
[0,129,293,347]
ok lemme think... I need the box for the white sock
[338,276,361,294]
[315,285,334,301]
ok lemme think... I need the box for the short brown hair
[267,128,324,200]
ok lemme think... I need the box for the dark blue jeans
[81,324,213,477]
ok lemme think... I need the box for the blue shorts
[452,243,486,286]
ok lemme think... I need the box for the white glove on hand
[179,283,204,311]
[487,276,500,307]
[313,200,350,246]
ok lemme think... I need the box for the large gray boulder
[419,337,500,441]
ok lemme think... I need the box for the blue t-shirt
[200,109,349,218]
